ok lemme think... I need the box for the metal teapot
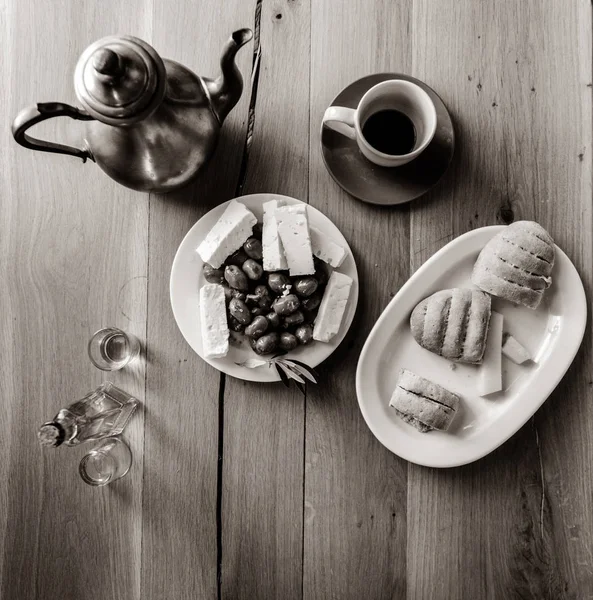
[11,29,253,192]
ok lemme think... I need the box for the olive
[242,259,264,281]
[254,333,279,355]
[230,289,247,302]
[266,311,281,329]
[279,332,298,351]
[227,249,250,267]
[302,293,321,311]
[294,277,318,297]
[245,315,269,339]
[295,324,314,345]
[225,265,249,291]
[252,222,263,238]
[203,264,225,284]
[283,311,304,328]
[272,294,300,316]
[268,273,291,294]
[228,316,244,332]
[222,284,233,303]
[243,237,263,260]
[254,285,273,309]
[229,298,251,325]
[251,307,265,317]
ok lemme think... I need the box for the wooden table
[2,1,592,598]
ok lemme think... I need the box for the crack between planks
[217,2,263,598]
[139,190,151,600]
[235,0,262,198]
[216,372,226,600]
[301,387,307,600]
[533,419,546,539]
[302,3,313,597]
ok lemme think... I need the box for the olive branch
[235,351,318,395]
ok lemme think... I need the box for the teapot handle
[11,102,96,163]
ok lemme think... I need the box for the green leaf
[277,362,305,384]
[282,360,317,383]
[275,363,290,387]
[284,359,319,382]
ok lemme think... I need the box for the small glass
[79,437,132,486]
[88,327,140,371]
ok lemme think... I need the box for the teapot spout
[206,28,253,124]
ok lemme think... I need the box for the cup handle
[322,106,357,140]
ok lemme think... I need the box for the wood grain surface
[1,1,150,599]
[221,1,310,598]
[142,2,253,599]
[1,0,592,599]
[304,1,412,599]
[407,2,593,598]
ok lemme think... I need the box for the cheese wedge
[502,333,531,365]
[262,199,288,271]
[310,225,346,268]
[478,311,504,396]
[313,271,352,342]
[275,205,315,276]
[199,284,229,359]
[197,200,257,268]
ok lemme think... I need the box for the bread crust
[410,288,491,363]
[472,221,555,309]
[390,369,460,432]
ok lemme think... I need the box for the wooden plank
[407,1,593,598]
[0,1,150,599]
[220,1,311,598]
[304,1,412,598]
[142,1,254,599]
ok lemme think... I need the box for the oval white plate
[356,226,587,468]
[171,194,359,382]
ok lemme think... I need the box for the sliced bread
[390,369,460,432]
[410,288,491,364]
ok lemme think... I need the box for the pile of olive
[203,223,328,355]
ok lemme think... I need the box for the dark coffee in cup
[362,109,417,156]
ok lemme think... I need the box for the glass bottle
[38,382,138,448]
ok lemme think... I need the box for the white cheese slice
[478,311,504,396]
[310,224,346,268]
[197,200,257,268]
[262,199,288,271]
[199,284,229,359]
[502,333,531,365]
[275,205,315,276]
[313,271,353,342]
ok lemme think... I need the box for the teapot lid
[74,35,166,125]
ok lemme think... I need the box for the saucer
[320,73,455,206]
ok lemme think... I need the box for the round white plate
[171,193,359,382]
[356,226,587,468]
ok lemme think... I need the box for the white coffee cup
[322,80,437,167]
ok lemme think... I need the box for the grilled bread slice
[390,369,460,432]
[471,221,555,309]
[410,288,492,364]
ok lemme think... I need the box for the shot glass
[88,327,140,371]
[79,437,132,486]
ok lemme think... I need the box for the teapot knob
[74,35,166,125]
[92,48,123,78]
